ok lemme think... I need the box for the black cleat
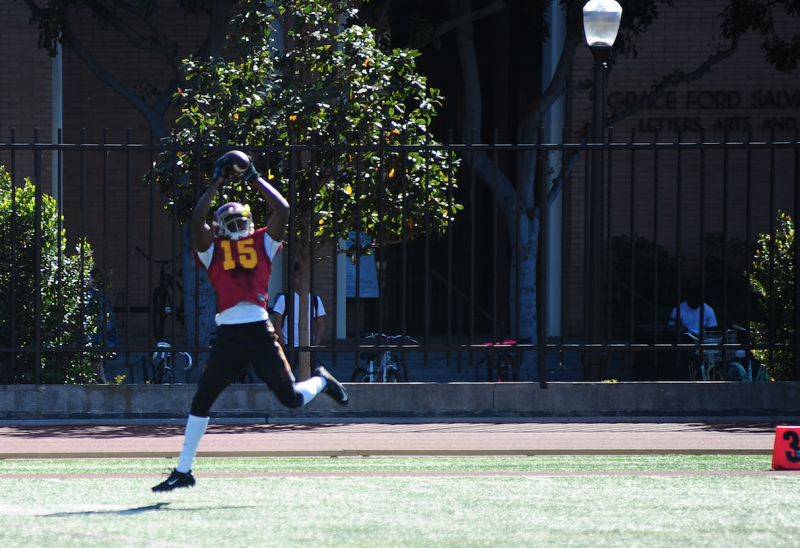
[314,366,349,406]
[152,469,195,492]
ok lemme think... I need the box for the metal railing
[1,128,799,385]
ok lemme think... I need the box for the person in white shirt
[272,264,326,371]
[669,286,719,380]
[669,286,718,336]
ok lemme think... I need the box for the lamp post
[583,0,622,381]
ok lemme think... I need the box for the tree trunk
[295,218,313,381]
[295,260,312,380]
[451,0,542,377]
[508,214,539,380]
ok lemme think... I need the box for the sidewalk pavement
[0,420,781,459]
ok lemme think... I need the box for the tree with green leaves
[150,0,459,378]
[0,167,100,384]
[750,211,795,381]
[404,0,800,377]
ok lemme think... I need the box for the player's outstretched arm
[232,157,289,243]
[253,176,289,243]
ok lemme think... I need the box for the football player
[153,151,348,492]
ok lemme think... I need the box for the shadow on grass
[42,502,257,517]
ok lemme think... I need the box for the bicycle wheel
[160,369,174,384]
[706,364,724,381]
[152,287,167,340]
[350,367,370,382]
[726,362,748,381]
[688,360,702,381]
[754,363,769,381]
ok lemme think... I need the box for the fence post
[795,127,800,381]
[34,128,42,384]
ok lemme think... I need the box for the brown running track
[0,420,786,459]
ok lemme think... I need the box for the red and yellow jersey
[194,227,279,313]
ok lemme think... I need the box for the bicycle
[350,333,418,383]
[685,326,768,381]
[725,325,769,382]
[134,246,185,340]
[685,329,730,381]
[150,342,194,384]
[476,340,525,382]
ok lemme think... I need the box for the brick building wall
[3,5,218,341]
[564,2,799,337]
[0,2,54,179]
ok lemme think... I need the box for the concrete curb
[2,382,799,420]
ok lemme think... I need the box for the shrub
[0,167,99,384]
[749,211,795,380]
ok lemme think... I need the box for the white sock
[176,414,209,473]
[295,376,326,405]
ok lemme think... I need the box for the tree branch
[533,33,743,223]
[59,19,170,138]
[605,34,741,128]
[545,138,584,210]
[21,0,45,17]
[376,0,391,38]
[417,0,506,49]
[110,0,181,75]
[196,0,233,59]
[525,12,585,141]
[462,148,523,248]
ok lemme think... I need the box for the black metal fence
[1,128,799,385]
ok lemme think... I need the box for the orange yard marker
[771,426,800,470]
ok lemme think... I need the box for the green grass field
[1,456,798,547]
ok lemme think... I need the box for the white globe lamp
[583,0,623,47]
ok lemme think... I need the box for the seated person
[669,287,717,379]
[669,286,717,336]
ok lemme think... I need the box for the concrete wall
[2,382,800,421]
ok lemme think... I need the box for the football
[220,150,250,175]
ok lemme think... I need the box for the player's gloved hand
[234,157,259,182]
[213,155,234,181]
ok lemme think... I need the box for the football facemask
[213,202,254,240]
